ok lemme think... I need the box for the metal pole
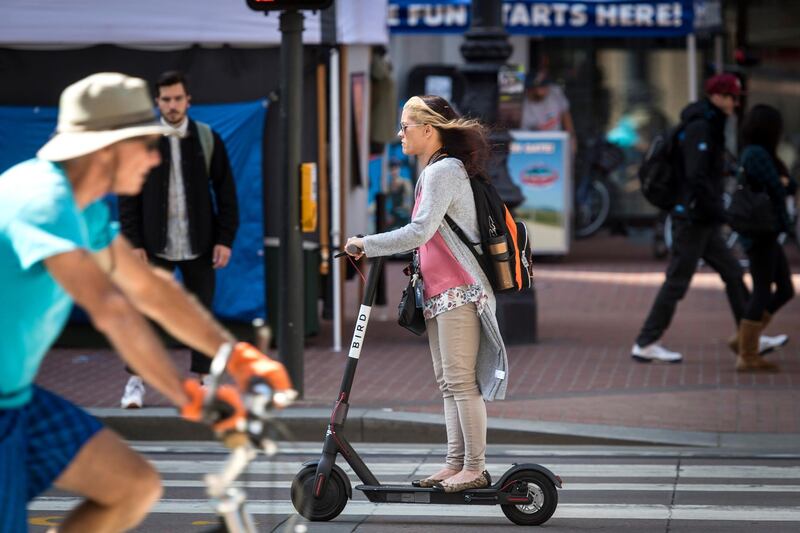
[687,33,698,102]
[459,0,522,208]
[329,47,343,352]
[279,10,305,395]
[714,34,724,74]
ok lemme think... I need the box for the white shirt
[158,117,199,261]
[520,85,570,131]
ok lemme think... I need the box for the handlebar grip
[345,243,362,255]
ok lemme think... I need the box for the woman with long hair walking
[735,104,796,372]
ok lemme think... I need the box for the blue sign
[507,130,571,255]
[389,0,696,37]
[0,101,268,322]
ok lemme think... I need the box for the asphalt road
[29,442,800,532]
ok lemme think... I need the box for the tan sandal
[442,470,491,493]
[412,477,444,488]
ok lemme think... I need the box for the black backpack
[445,177,534,293]
[638,125,684,210]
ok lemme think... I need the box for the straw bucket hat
[37,72,172,162]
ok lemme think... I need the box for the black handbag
[728,175,778,236]
[397,251,426,335]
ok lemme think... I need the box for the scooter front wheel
[291,465,349,521]
[500,470,558,526]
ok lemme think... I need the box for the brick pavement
[38,234,800,435]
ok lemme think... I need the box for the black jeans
[127,252,216,375]
[743,236,795,321]
[636,219,749,347]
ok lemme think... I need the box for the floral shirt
[423,283,488,320]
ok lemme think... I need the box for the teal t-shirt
[0,159,117,409]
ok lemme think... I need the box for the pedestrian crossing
[28,498,800,521]
[28,443,800,529]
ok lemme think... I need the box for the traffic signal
[246,0,333,11]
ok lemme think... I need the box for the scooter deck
[355,484,533,506]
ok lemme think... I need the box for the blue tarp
[389,0,702,37]
[0,100,268,322]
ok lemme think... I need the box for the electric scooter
[291,253,562,526]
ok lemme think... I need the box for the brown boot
[728,312,788,355]
[735,319,780,372]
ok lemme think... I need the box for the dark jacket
[119,119,239,256]
[740,145,795,235]
[675,98,728,225]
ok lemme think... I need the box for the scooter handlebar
[345,242,363,255]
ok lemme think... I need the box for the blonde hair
[403,95,490,180]
[403,96,482,131]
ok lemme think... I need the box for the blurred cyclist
[0,73,293,533]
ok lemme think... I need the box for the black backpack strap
[443,214,492,276]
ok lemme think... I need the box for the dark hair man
[118,70,240,407]
[521,71,577,155]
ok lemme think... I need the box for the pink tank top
[413,182,474,300]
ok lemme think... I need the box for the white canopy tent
[0,0,389,352]
[0,0,387,46]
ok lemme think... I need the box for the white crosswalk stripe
[146,460,800,479]
[126,479,800,492]
[29,446,800,525]
[28,499,800,522]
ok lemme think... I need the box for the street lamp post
[459,0,537,345]
[278,10,305,395]
[459,0,523,208]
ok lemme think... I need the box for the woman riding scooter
[345,95,509,493]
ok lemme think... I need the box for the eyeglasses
[399,122,425,134]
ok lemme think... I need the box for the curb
[89,407,800,449]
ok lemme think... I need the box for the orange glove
[180,378,246,433]
[227,342,293,394]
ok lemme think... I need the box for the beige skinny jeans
[426,302,487,471]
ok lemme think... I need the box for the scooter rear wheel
[500,470,558,526]
[291,465,349,521]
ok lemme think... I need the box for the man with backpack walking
[118,70,239,406]
[632,73,785,363]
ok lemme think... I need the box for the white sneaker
[759,334,788,355]
[631,343,683,363]
[120,376,145,408]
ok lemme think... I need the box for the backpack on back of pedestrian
[638,124,685,211]
[445,177,534,293]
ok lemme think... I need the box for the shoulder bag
[397,250,426,335]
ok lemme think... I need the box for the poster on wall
[351,72,366,187]
[507,130,571,255]
[366,144,415,235]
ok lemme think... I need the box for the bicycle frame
[201,344,280,533]
[205,445,259,533]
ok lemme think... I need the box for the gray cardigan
[363,157,508,401]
